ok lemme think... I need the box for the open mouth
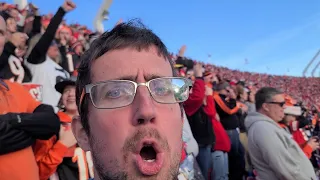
[140,143,157,162]
[134,140,164,176]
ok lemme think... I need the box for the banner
[22,83,43,102]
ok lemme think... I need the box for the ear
[72,115,91,151]
[262,103,269,112]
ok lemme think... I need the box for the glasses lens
[149,78,190,103]
[90,81,135,108]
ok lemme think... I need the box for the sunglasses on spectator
[79,77,192,110]
[266,101,286,107]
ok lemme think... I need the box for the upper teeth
[144,159,155,162]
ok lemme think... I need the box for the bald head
[0,14,6,55]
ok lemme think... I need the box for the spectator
[71,21,191,180]
[204,87,231,180]
[25,1,76,110]
[0,13,60,180]
[279,105,319,159]
[213,81,245,180]
[34,77,93,180]
[184,63,215,180]
[245,87,316,180]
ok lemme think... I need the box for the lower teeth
[144,159,155,162]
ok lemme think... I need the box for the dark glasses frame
[266,101,286,107]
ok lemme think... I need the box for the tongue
[140,146,156,160]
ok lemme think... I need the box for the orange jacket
[33,112,75,180]
[0,80,41,180]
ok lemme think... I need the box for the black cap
[55,76,77,94]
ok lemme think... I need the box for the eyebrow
[113,74,165,82]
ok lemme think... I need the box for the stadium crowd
[0,1,320,180]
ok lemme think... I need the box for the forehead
[64,85,75,91]
[60,29,71,33]
[49,45,59,50]
[90,46,172,83]
[272,94,284,102]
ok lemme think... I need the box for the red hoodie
[184,78,205,116]
[184,78,230,152]
[203,95,231,152]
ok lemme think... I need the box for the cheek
[159,105,183,151]
[0,38,4,46]
[62,95,67,105]
[88,108,130,156]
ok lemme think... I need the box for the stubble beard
[89,127,182,180]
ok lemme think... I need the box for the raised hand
[59,124,77,148]
[193,63,203,78]
[62,0,76,12]
[178,45,186,57]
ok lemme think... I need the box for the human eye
[105,87,129,99]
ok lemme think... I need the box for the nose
[131,86,156,126]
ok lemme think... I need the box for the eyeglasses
[80,77,192,109]
[266,101,286,107]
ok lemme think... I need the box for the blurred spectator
[184,63,215,180]
[34,77,94,180]
[25,1,76,110]
[0,13,60,180]
[245,87,316,179]
[213,81,245,179]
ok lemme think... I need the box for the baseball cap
[55,76,77,94]
[284,106,302,116]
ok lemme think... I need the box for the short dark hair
[255,87,283,111]
[76,20,178,134]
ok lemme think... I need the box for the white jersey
[25,56,70,111]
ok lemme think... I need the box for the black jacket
[214,94,240,130]
[0,104,60,155]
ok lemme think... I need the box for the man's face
[59,30,71,41]
[264,94,285,122]
[74,46,183,180]
[0,16,6,55]
[8,9,19,21]
[6,17,17,33]
[241,91,248,101]
[47,45,60,61]
[204,74,213,83]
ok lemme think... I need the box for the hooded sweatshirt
[245,112,316,180]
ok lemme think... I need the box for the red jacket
[184,78,205,116]
[203,95,231,152]
[279,122,313,159]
